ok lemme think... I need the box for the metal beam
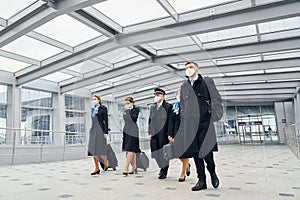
[0,0,107,47]
[15,0,300,85]
[115,80,300,102]
[0,17,7,27]
[219,81,300,91]
[0,49,40,66]
[60,59,151,93]
[95,70,300,98]
[92,71,179,96]
[135,93,294,106]
[59,38,300,93]
[156,0,179,22]
[214,71,300,84]
[220,88,296,96]
[27,31,74,52]
[117,0,300,45]
[154,38,300,65]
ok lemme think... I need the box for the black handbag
[163,142,174,160]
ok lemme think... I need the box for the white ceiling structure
[0,0,300,106]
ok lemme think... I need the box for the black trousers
[193,151,216,180]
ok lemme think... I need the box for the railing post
[63,132,66,161]
[39,135,44,163]
[11,131,16,165]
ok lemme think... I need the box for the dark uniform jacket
[148,100,173,159]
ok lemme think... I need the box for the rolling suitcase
[99,144,118,171]
[136,151,149,171]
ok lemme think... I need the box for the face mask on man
[154,96,161,103]
[186,68,195,77]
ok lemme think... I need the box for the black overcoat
[174,74,211,158]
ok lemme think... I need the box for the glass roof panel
[225,70,264,76]
[42,72,74,82]
[1,36,63,60]
[263,49,300,60]
[259,17,300,33]
[216,54,262,65]
[0,0,36,19]
[98,48,138,63]
[93,0,169,26]
[197,25,256,42]
[67,60,105,74]
[168,0,235,13]
[0,56,30,72]
[265,67,300,73]
[35,15,102,46]
[149,37,195,49]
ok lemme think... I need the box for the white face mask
[176,95,180,102]
[91,100,98,107]
[154,96,161,103]
[186,68,195,77]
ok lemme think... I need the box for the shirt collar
[189,74,199,82]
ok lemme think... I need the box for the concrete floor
[0,145,299,200]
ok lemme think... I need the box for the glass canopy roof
[0,0,299,104]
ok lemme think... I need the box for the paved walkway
[0,145,299,200]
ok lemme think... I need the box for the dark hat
[154,88,166,95]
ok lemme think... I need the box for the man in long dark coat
[176,61,214,191]
[148,88,173,179]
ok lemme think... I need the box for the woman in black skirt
[122,97,140,176]
[88,95,109,175]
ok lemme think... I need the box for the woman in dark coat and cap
[122,97,140,176]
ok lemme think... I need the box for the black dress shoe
[211,173,219,188]
[178,176,186,182]
[158,174,167,179]
[90,170,100,175]
[191,180,207,191]
[122,172,128,176]
[186,163,191,176]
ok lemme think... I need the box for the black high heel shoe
[186,163,191,176]
[90,169,100,175]
[178,176,186,182]
[122,172,128,176]
[128,168,138,174]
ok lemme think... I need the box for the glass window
[65,95,85,111]
[261,105,275,114]
[21,88,52,107]
[21,88,53,144]
[237,106,260,116]
[65,111,85,133]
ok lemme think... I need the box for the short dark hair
[185,61,198,67]
[125,96,135,103]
